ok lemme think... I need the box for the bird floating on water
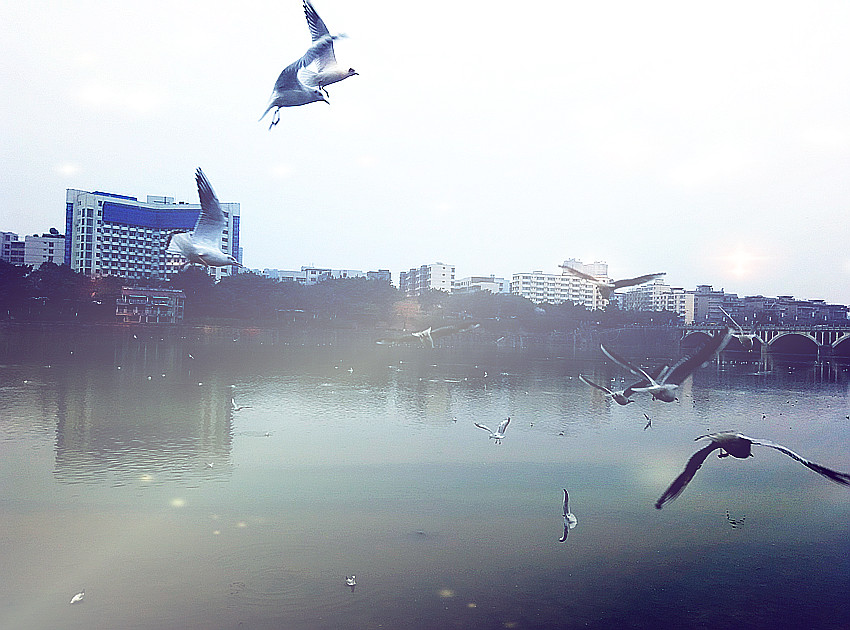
[345,575,356,592]
[559,489,578,543]
[474,417,510,444]
[69,590,85,604]
[166,169,242,270]
[559,265,665,301]
[578,374,634,406]
[301,0,357,96]
[655,432,850,509]
[601,328,732,402]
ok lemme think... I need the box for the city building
[65,188,241,281]
[620,279,693,321]
[1,229,66,269]
[115,287,186,324]
[1,232,25,265]
[258,266,366,285]
[367,269,392,283]
[453,275,510,295]
[399,262,455,296]
[511,259,608,309]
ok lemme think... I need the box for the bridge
[680,323,850,359]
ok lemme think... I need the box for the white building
[453,275,510,295]
[1,229,66,269]
[1,232,25,265]
[399,262,455,296]
[620,280,693,322]
[65,188,241,281]
[260,266,365,285]
[511,259,608,309]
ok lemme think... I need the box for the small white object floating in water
[559,489,578,543]
[345,575,356,592]
[70,590,85,604]
[473,417,510,444]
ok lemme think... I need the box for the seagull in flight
[231,398,251,412]
[655,432,850,509]
[643,414,652,430]
[301,0,357,96]
[376,322,481,348]
[719,306,758,351]
[69,590,85,604]
[166,169,242,270]
[345,575,356,592]
[559,265,665,301]
[259,32,345,128]
[578,374,634,405]
[601,328,732,402]
[474,417,510,444]
[559,489,578,543]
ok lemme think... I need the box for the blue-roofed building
[64,188,241,281]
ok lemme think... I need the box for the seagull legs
[269,108,280,130]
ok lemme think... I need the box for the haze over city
[2,0,849,302]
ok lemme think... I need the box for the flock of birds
[165,0,358,273]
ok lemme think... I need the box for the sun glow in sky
[2,0,849,302]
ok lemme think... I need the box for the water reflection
[1,324,849,630]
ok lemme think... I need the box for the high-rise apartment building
[511,259,608,309]
[64,188,241,281]
[399,262,455,296]
[1,229,66,269]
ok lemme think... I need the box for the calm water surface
[1,325,849,629]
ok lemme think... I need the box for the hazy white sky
[2,1,849,302]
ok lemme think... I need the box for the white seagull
[559,265,665,301]
[259,32,344,128]
[578,374,634,406]
[719,306,759,351]
[559,489,578,543]
[474,417,510,444]
[69,590,85,604]
[376,322,481,348]
[302,0,357,96]
[166,169,242,270]
[655,432,850,509]
[601,328,732,402]
[345,575,356,592]
[231,398,251,412]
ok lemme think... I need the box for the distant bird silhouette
[166,169,241,270]
[655,432,850,509]
[643,414,652,430]
[474,417,510,444]
[376,322,481,348]
[559,489,578,543]
[69,590,85,604]
[578,374,634,405]
[559,265,665,301]
[302,0,357,96]
[719,306,758,351]
[345,575,356,592]
[601,328,732,402]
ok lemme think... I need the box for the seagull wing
[751,439,850,486]
[562,489,569,516]
[302,0,337,69]
[559,525,569,543]
[661,328,732,385]
[624,365,665,395]
[719,306,744,334]
[578,374,614,395]
[611,273,665,290]
[473,422,492,433]
[560,265,600,284]
[497,417,511,434]
[193,169,226,245]
[655,442,721,509]
[600,344,655,382]
[429,325,457,339]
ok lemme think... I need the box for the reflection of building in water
[53,366,233,483]
[116,287,186,324]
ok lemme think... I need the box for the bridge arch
[766,332,819,357]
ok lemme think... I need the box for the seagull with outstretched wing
[559,489,578,542]
[301,0,357,96]
[578,374,635,406]
[559,265,665,300]
[474,417,511,444]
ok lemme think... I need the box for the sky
[2,0,850,303]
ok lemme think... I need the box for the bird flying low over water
[559,489,578,543]
[259,32,346,128]
[719,306,759,351]
[559,266,665,301]
[601,328,732,402]
[655,432,850,509]
[474,417,510,444]
[578,374,634,405]
[376,322,481,348]
[301,0,357,96]
[166,169,242,270]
